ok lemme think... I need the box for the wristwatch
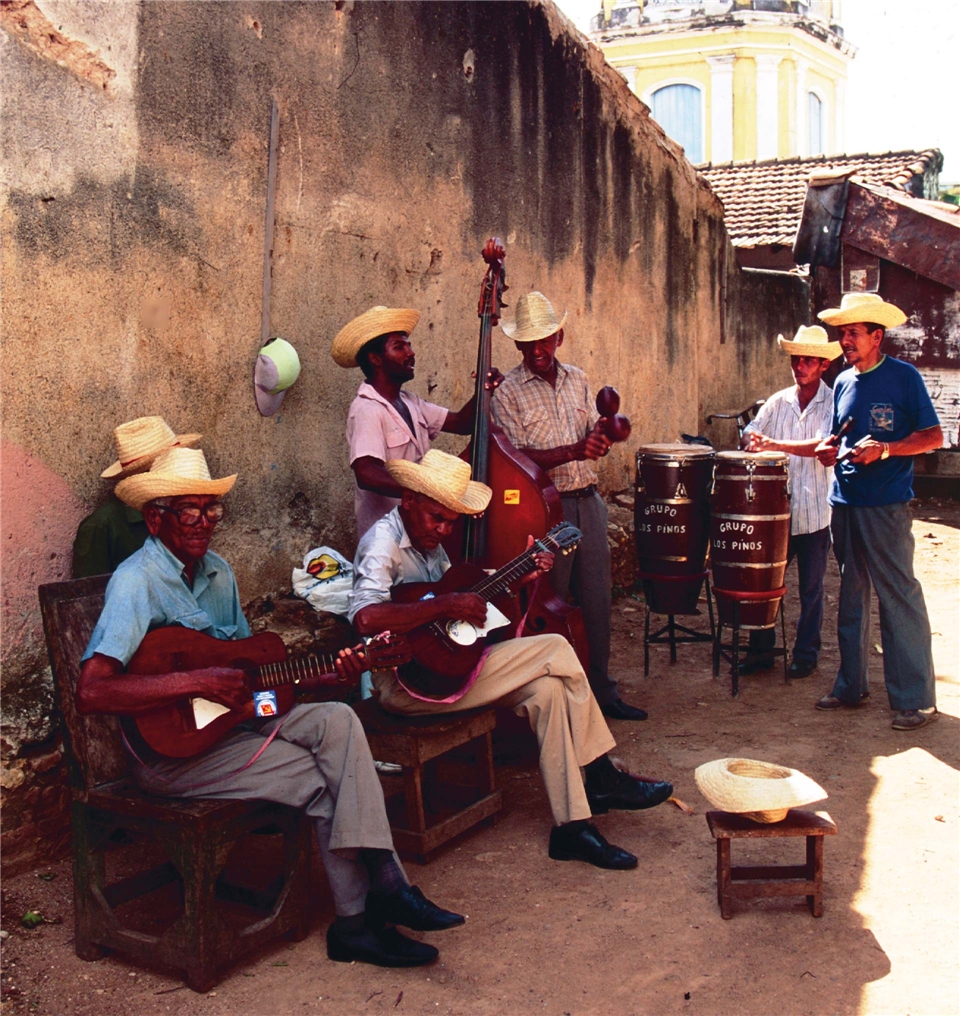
[880,443,891,460]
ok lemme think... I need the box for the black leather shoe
[586,772,673,815]
[548,823,638,870]
[600,698,648,721]
[366,885,465,932]
[327,924,438,967]
[788,659,817,679]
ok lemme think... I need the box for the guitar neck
[254,651,342,691]
[469,535,559,602]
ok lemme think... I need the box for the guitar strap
[122,715,289,792]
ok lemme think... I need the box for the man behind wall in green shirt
[72,416,201,578]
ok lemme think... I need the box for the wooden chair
[354,696,502,864]
[38,576,312,993]
[706,400,766,441]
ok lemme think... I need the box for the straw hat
[255,336,301,416]
[115,447,238,511]
[100,417,201,479]
[817,293,907,329]
[694,757,827,824]
[331,306,421,368]
[776,324,842,360]
[500,291,567,343]
[386,449,492,515]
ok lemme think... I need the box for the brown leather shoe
[815,692,869,710]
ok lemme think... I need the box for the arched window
[807,91,824,155]
[651,83,703,163]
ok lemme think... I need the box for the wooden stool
[353,699,502,863]
[706,809,837,919]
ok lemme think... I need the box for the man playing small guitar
[349,449,674,871]
[77,445,462,969]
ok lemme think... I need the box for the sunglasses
[155,502,225,527]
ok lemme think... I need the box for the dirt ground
[2,500,958,1016]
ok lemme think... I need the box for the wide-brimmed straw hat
[386,449,492,515]
[500,291,568,343]
[818,293,907,329]
[115,447,237,511]
[331,306,421,368]
[776,325,842,360]
[100,417,202,479]
[694,757,827,824]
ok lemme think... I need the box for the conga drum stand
[712,587,788,697]
[640,570,716,677]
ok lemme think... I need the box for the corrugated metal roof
[698,150,943,248]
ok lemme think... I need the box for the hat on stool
[695,757,827,824]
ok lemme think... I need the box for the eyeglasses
[155,502,225,527]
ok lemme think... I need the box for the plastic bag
[292,546,353,617]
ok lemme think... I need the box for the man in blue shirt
[813,294,942,730]
[78,446,462,968]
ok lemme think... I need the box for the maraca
[596,386,631,443]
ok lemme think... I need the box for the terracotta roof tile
[698,149,943,248]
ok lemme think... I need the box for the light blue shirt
[82,535,251,666]
[347,507,450,623]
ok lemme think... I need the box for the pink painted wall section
[1,440,87,669]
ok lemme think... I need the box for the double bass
[446,238,590,670]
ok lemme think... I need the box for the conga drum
[710,451,790,628]
[635,444,716,614]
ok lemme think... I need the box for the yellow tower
[590,1,855,164]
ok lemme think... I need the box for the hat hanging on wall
[254,336,301,416]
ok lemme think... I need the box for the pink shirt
[345,381,448,537]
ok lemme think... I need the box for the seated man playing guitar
[77,445,462,969]
[348,448,674,870]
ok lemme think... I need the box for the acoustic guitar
[390,521,582,701]
[129,628,403,758]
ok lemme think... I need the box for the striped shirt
[742,380,834,535]
[491,360,600,493]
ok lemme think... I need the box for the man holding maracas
[492,292,645,721]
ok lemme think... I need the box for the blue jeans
[750,526,831,664]
[829,503,936,710]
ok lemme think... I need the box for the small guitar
[129,628,404,758]
[390,522,582,701]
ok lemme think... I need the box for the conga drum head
[715,450,788,470]
[636,443,716,463]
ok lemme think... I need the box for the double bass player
[332,306,502,538]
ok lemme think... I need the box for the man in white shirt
[740,325,842,679]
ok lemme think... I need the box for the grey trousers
[830,503,937,710]
[133,702,396,917]
[551,491,619,706]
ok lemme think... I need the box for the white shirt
[742,380,834,536]
[347,507,451,623]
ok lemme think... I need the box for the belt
[560,484,598,500]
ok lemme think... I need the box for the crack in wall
[0,0,116,90]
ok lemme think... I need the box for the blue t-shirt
[82,536,251,665]
[831,356,940,507]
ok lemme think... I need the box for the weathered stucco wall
[1,0,806,873]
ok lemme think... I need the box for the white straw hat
[331,306,421,368]
[817,293,907,329]
[500,291,567,343]
[100,417,202,479]
[776,325,842,360]
[115,447,237,511]
[694,757,827,824]
[386,449,492,515]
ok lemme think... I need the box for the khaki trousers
[374,633,616,824]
